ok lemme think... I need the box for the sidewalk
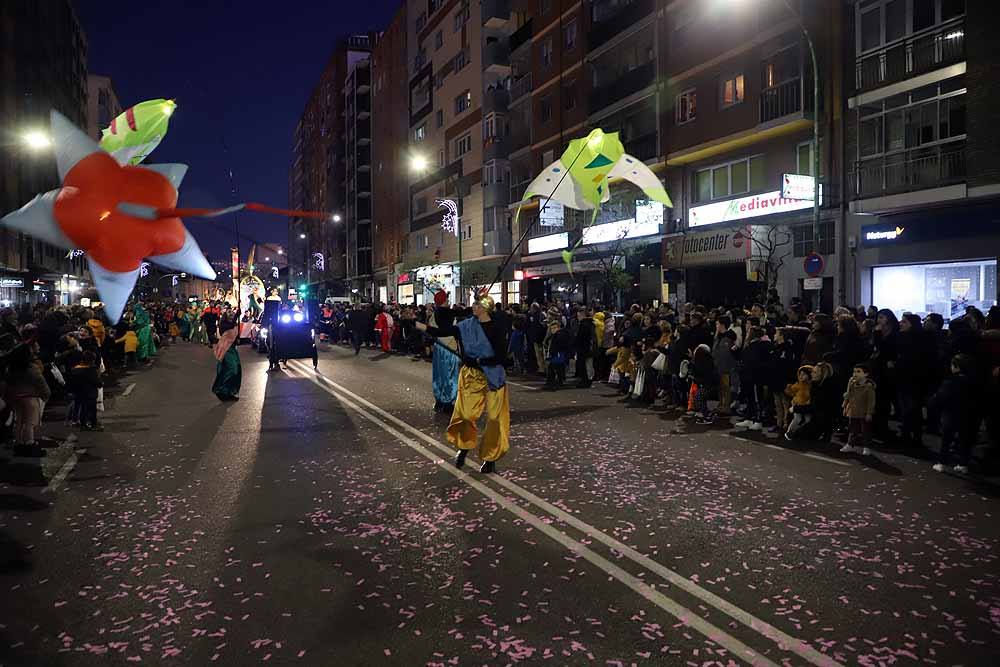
[0,344,169,487]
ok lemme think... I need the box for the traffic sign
[803,252,825,277]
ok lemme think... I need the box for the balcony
[482,0,511,29]
[759,78,805,124]
[850,142,965,198]
[509,19,532,54]
[484,40,511,75]
[510,73,532,103]
[482,229,513,256]
[588,61,655,114]
[588,0,654,52]
[623,133,657,162]
[483,182,510,208]
[483,134,511,161]
[855,18,965,93]
[483,86,509,114]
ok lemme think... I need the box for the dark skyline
[75,0,400,261]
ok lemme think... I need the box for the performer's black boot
[454,449,467,468]
[479,460,495,474]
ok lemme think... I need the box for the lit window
[721,74,745,108]
[455,90,472,114]
[676,89,697,124]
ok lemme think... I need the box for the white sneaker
[932,463,946,473]
[748,422,763,431]
[734,419,753,428]
[861,447,872,456]
[953,465,968,474]
[840,444,856,453]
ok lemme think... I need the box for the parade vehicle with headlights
[257,300,319,368]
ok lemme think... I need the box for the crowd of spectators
[320,296,1000,474]
[0,300,187,457]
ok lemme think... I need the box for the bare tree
[736,224,792,303]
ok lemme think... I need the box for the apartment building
[344,36,375,299]
[86,74,121,141]
[401,0,510,306]
[509,0,670,306]
[290,37,372,299]
[372,6,410,304]
[844,0,998,319]
[0,0,91,306]
[658,0,846,311]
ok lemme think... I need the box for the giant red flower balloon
[1,111,215,322]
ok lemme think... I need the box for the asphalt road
[1,340,998,666]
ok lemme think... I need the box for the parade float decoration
[100,99,177,166]
[1,111,332,322]
[515,129,672,272]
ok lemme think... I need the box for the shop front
[852,200,1000,321]
[662,226,755,306]
[0,275,27,307]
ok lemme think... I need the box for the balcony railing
[588,61,655,114]
[623,133,657,161]
[509,19,532,54]
[759,78,803,124]
[483,134,511,162]
[510,73,532,102]
[855,18,965,93]
[850,142,966,198]
[483,182,510,208]
[588,0,654,51]
[483,86,509,114]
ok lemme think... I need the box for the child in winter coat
[116,327,139,370]
[784,365,813,440]
[70,351,103,431]
[841,362,876,455]
[809,361,839,442]
[544,320,571,390]
[928,353,977,474]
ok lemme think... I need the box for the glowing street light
[22,130,52,150]
[410,154,429,173]
[331,213,342,222]
[299,233,306,239]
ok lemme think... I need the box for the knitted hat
[434,289,448,306]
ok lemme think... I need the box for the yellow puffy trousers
[447,366,510,462]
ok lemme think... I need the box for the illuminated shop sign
[689,191,819,227]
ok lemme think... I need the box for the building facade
[658,0,845,312]
[844,0,998,320]
[344,37,376,299]
[0,0,91,306]
[86,74,121,141]
[372,6,410,304]
[290,37,373,299]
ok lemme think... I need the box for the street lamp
[331,213,342,223]
[22,130,52,150]
[410,154,463,303]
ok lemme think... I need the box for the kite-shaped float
[516,128,672,269]
[1,111,330,322]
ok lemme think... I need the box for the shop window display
[872,259,997,321]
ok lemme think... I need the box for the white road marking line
[44,435,81,493]
[800,452,851,467]
[505,380,541,391]
[121,383,136,397]
[285,365,781,667]
[289,361,843,667]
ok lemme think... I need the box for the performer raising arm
[413,294,510,474]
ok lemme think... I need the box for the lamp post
[411,155,463,304]
[775,0,822,253]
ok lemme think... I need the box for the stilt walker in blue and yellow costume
[414,293,510,473]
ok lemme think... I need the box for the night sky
[75,0,400,262]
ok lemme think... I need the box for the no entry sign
[803,252,824,277]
